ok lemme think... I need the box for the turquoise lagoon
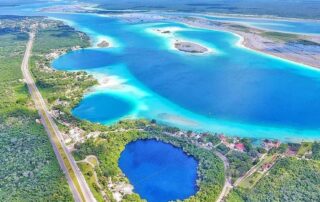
[119,139,198,202]
[51,13,320,141]
[72,92,135,124]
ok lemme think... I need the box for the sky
[1,0,319,19]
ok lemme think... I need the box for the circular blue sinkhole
[119,139,198,202]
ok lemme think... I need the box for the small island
[154,29,171,34]
[174,41,209,54]
[97,40,109,48]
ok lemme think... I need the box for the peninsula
[116,13,320,68]
[174,16,320,68]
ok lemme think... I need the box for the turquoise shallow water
[2,2,319,140]
[51,13,320,141]
[119,139,198,202]
[72,92,134,124]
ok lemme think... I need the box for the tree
[312,142,320,160]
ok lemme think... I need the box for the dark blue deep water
[119,139,198,202]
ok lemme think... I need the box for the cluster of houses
[262,139,281,151]
[45,46,80,61]
[164,129,284,155]
[218,135,246,152]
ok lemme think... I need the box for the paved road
[21,32,96,202]
[214,151,232,202]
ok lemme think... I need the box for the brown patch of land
[97,40,109,48]
[174,41,209,53]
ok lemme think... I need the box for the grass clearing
[297,142,312,157]
[78,162,105,202]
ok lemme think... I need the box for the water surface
[72,93,134,124]
[52,14,320,140]
[2,3,320,140]
[119,139,198,202]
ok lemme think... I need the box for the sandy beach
[172,16,320,69]
[114,13,320,68]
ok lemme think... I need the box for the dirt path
[214,151,233,202]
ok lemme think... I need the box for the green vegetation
[228,24,250,32]
[0,16,72,201]
[33,23,90,54]
[28,19,226,201]
[227,190,245,202]
[228,158,320,202]
[238,154,276,189]
[25,14,320,202]
[312,142,320,160]
[227,151,254,182]
[31,20,95,110]
[261,31,299,42]
[78,162,105,202]
[216,143,230,155]
[296,39,320,46]
[28,17,99,201]
[0,112,72,201]
[73,121,225,202]
[238,172,263,189]
[200,133,221,145]
[261,31,319,47]
[29,19,97,134]
[297,142,312,157]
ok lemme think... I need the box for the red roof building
[218,135,227,143]
[235,143,245,152]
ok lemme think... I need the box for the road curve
[21,32,96,202]
[214,151,233,202]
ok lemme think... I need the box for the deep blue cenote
[51,13,320,140]
[119,139,198,202]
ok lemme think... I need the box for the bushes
[227,151,253,181]
[0,110,73,201]
[228,158,320,202]
[312,142,320,160]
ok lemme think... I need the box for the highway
[21,32,96,202]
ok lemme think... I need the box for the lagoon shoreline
[114,12,320,69]
[171,16,320,69]
[51,14,320,141]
